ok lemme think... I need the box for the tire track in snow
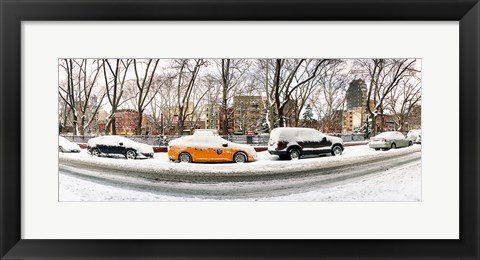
[59,151,421,199]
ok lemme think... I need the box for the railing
[62,133,366,147]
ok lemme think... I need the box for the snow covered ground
[59,144,421,175]
[59,160,420,201]
[59,144,421,201]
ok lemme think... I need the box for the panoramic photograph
[58,58,421,201]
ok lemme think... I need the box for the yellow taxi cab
[167,130,257,163]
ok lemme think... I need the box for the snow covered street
[59,144,421,201]
[59,160,420,201]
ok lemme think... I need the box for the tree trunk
[137,110,143,135]
[222,98,228,135]
[178,118,184,135]
[110,117,116,135]
[73,113,78,135]
[269,105,274,132]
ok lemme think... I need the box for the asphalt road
[59,149,421,199]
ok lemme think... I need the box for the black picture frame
[1,0,479,259]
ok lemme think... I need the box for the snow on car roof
[88,135,133,145]
[193,129,219,136]
[169,134,226,148]
[59,136,69,142]
[270,127,322,142]
[374,131,401,138]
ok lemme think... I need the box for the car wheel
[59,146,63,152]
[233,152,247,163]
[409,141,413,146]
[289,149,301,160]
[125,149,137,160]
[178,152,192,163]
[391,143,396,149]
[331,145,343,156]
[91,148,100,157]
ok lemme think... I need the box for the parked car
[87,135,154,159]
[407,129,422,144]
[369,131,412,150]
[167,129,257,163]
[58,136,81,153]
[267,127,344,160]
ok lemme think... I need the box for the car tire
[59,146,63,152]
[91,148,100,157]
[375,148,380,151]
[233,152,247,163]
[178,152,192,163]
[409,141,413,146]
[288,148,301,160]
[391,143,396,149]
[331,145,343,156]
[125,149,137,160]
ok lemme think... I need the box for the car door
[114,139,128,155]
[206,136,230,162]
[317,133,333,154]
[394,132,407,147]
[191,136,216,162]
[95,137,110,154]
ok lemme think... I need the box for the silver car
[369,131,412,150]
[407,129,422,144]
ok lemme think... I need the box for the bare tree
[73,59,105,135]
[355,58,418,134]
[103,59,132,135]
[202,74,222,130]
[158,77,177,135]
[215,59,248,134]
[385,78,421,131]
[270,59,329,127]
[317,60,349,132]
[173,59,206,135]
[58,59,79,134]
[252,59,276,132]
[132,58,162,134]
[290,60,343,127]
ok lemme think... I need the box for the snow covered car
[267,127,344,160]
[167,130,257,163]
[87,135,154,159]
[369,131,412,150]
[58,136,81,153]
[407,129,422,144]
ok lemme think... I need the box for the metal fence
[61,134,272,146]
[62,133,368,147]
[340,134,366,142]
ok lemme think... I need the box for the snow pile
[59,136,81,151]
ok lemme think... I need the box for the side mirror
[119,142,124,146]
[322,137,327,142]
[222,143,228,147]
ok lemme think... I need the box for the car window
[316,131,324,140]
[212,136,227,147]
[195,135,209,144]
